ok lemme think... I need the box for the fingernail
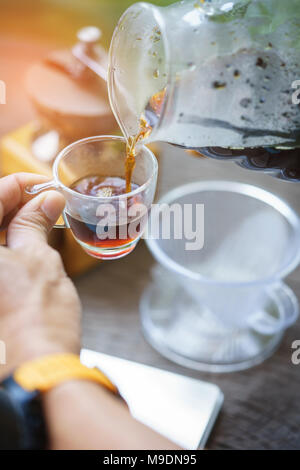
[41,191,65,222]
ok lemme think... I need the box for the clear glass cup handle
[25,180,58,195]
[25,181,68,229]
[248,283,299,335]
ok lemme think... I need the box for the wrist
[42,379,125,450]
[0,354,121,450]
[0,331,80,380]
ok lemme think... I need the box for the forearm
[43,380,181,450]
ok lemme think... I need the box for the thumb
[7,191,65,250]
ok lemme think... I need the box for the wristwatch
[0,353,120,450]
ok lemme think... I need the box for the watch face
[0,388,22,450]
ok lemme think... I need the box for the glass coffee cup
[26,135,158,260]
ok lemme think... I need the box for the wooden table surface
[1,37,300,450]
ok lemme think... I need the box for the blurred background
[0,0,170,48]
[0,0,170,135]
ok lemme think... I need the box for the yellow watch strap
[13,353,119,395]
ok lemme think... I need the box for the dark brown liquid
[67,176,147,256]
[194,147,300,181]
[70,175,135,197]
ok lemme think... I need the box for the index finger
[0,173,50,227]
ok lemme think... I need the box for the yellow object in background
[1,122,52,176]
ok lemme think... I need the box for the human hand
[0,173,81,379]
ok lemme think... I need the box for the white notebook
[80,349,223,450]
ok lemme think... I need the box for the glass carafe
[108,0,300,181]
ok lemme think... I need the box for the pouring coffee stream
[125,115,152,193]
